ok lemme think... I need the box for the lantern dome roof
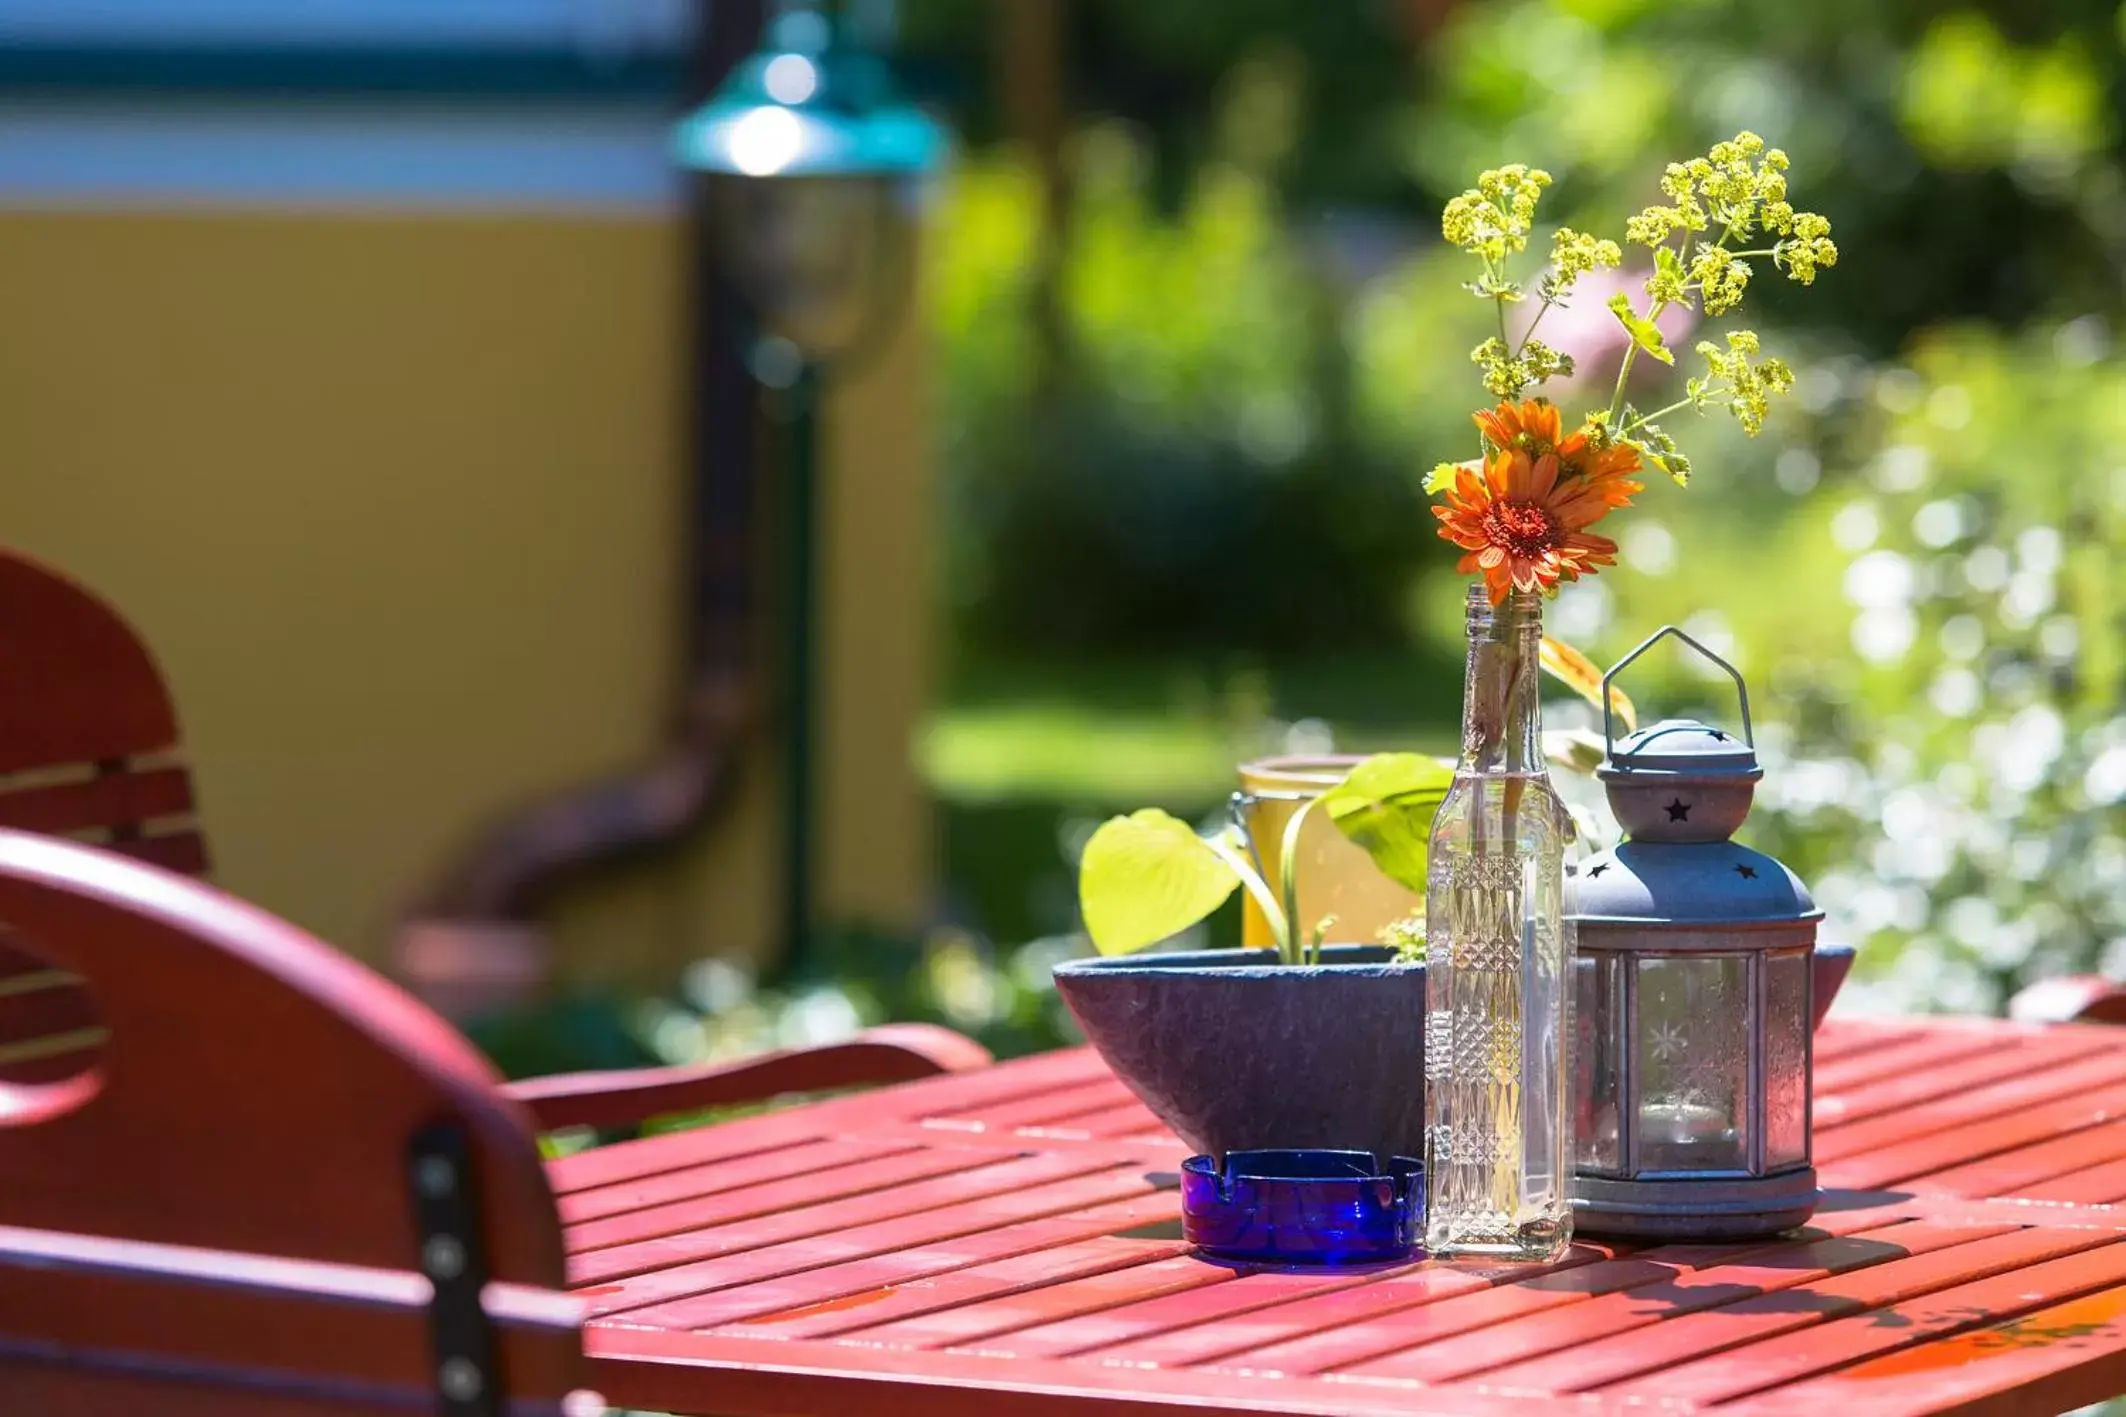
[1572,839,1820,928]
[1601,718,1761,779]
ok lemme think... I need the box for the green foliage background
[904,0,2125,1027]
[490,0,2126,1076]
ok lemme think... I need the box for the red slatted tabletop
[557,1017,2126,1416]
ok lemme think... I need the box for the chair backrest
[0,829,591,1414]
[0,548,210,1087]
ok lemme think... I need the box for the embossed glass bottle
[1425,585,1573,1261]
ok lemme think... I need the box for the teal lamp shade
[675,9,944,360]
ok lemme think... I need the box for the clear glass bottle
[1425,584,1574,1261]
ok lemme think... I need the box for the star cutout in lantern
[1665,799,1691,821]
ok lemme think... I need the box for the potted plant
[1053,753,1453,1162]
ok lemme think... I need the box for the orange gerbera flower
[1433,448,1622,603]
[1475,398,1570,457]
[1561,437,1645,508]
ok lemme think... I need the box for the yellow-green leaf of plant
[1607,292,1675,366]
[1540,635,1637,733]
[1319,752,1456,894]
[1078,809,1240,956]
[1423,461,1464,496]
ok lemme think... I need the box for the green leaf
[1607,292,1676,366]
[1077,809,1241,956]
[1423,461,1465,496]
[1319,753,1456,894]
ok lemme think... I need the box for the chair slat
[107,828,210,876]
[0,970,100,1039]
[0,937,104,1084]
[0,765,192,835]
[0,1224,587,1415]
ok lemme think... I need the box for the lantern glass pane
[1634,954,1749,1175]
[1764,947,1811,1169]
[1573,950,1624,1175]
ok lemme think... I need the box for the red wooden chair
[2009,975,2126,1026]
[0,548,210,1088]
[0,548,989,1410]
[0,826,987,1412]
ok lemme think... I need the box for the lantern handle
[1601,625,1754,759]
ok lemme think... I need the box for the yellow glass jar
[1235,755,1428,948]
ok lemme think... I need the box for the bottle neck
[1458,586,1545,775]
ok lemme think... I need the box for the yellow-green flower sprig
[1442,164,1552,266]
[1447,169,1624,402]
[1439,134,1833,494]
[1605,132,1833,452]
[1692,330,1796,436]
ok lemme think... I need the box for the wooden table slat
[1471,1222,2116,1396]
[852,1251,1245,1352]
[572,1151,1121,1290]
[1606,1237,2126,1407]
[2021,1155,2126,1206]
[1740,1282,2126,1417]
[1825,1076,2126,1190]
[1810,1028,2001,1093]
[1343,1218,1998,1386]
[1813,1032,2115,1128]
[1815,1050,2126,1163]
[559,1137,922,1224]
[723,1232,1190,1340]
[1907,1116,2126,1200]
[546,1047,1111,1194]
[566,1144,1026,1255]
[621,1195,1180,1334]
[595,1165,1160,1322]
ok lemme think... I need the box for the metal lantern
[1569,626,1822,1239]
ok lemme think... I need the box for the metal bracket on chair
[408,1121,500,1417]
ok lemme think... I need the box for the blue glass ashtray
[1181,1150,1425,1265]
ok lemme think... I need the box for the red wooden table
[559,1017,2126,1416]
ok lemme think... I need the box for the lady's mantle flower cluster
[1428,133,1837,604]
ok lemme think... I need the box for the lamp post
[674,3,943,970]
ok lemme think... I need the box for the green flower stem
[1606,297,1668,427]
[1625,393,1702,432]
[1204,829,1291,960]
[1515,294,1559,360]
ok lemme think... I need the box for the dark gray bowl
[1052,945,1427,1161]
[1054,941,1857,1163]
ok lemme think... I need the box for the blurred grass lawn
[924,651,1461,946]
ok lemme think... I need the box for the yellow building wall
[0,208,933,985]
